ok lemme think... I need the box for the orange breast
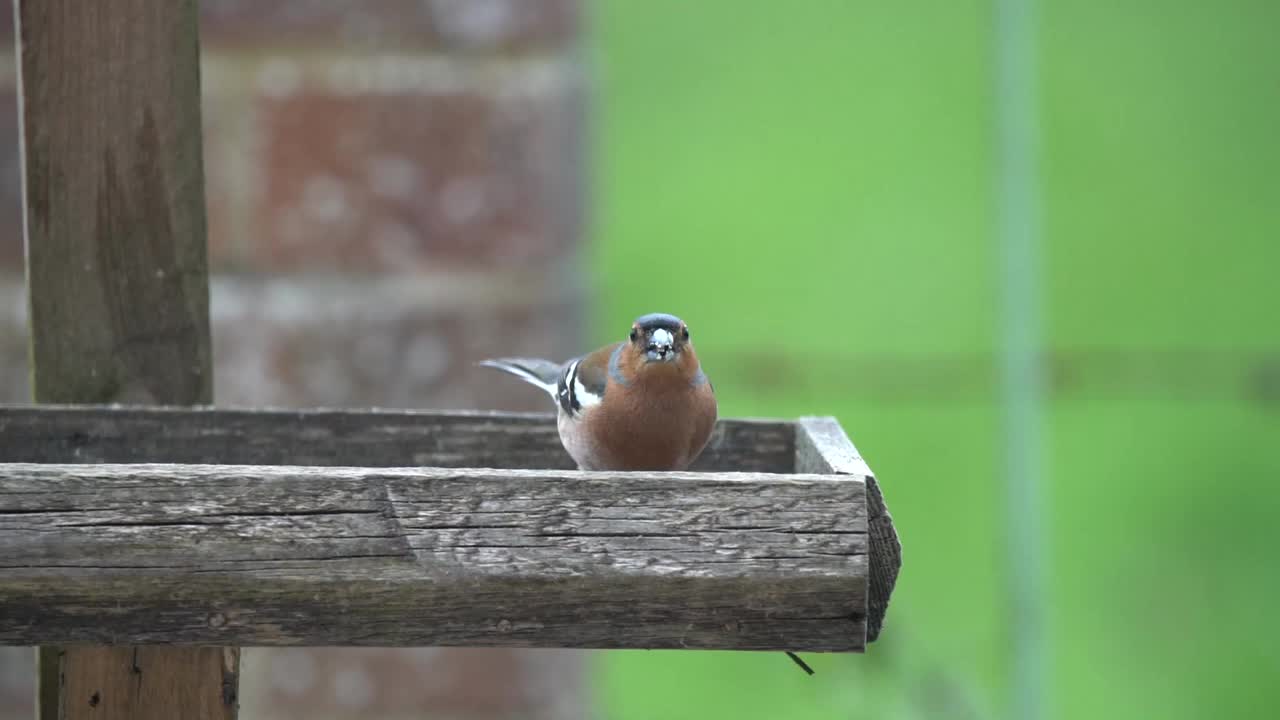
[585,364,717,471]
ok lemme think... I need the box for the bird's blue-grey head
[629,313,690,363]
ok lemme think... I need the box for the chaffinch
[481,313,717,472]
[481,312,814,675]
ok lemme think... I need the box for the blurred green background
[586,1,1280,718]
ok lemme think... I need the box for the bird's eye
[682,326,690,340]
[629,328,638,342]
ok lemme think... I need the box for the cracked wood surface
[795,417,901,643]
[0,405,795,473]
[0,464,869,651]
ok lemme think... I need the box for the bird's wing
[556,343,618,417]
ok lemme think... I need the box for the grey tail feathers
[478,357,562,398]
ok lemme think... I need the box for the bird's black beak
[644,327,678,362]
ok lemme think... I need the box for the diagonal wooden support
[14,0,238,717]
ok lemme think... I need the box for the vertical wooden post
[16,1,239,718]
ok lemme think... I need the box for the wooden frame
[0,408,899,652]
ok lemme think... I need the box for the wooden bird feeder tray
[0,405,901,653]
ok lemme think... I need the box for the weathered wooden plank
[0,405,796,473]
[796,417,901,643]
[15,0,235,716]
[0,463,868,652]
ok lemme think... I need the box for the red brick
[0,272,586,409]
[209,274,584,410]
[246,76,581,272]
[242,648,584,720]
[200,0,579,53]
[0,647,33,720]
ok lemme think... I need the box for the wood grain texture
[0,463,869,652]
[0,405,796,473]
[796,417,901,643]
[15,1,234,716]
[18,0,213,407]
[50,647,238,720]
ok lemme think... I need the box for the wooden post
[15,1,238,717]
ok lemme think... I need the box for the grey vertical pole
[995,0,1047,718]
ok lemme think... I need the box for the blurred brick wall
[0,2,589,718]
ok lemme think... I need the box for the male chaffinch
[480,312,717,472]
[481,312,814,675]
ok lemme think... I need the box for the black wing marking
[556,359,581,416]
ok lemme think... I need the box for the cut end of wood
[796,416,902,644]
